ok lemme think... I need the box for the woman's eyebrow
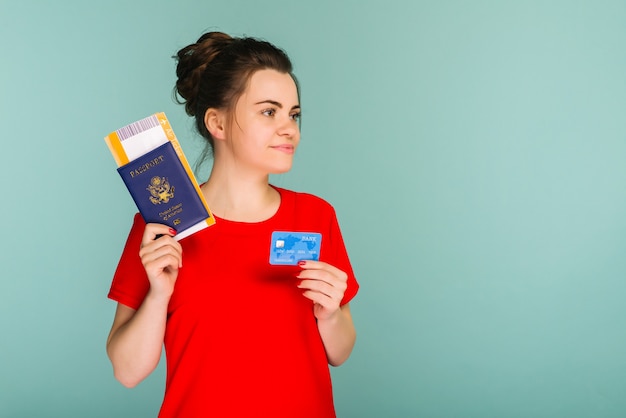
[255,100,300,110]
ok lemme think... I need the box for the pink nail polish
[169,228,177,235]
[298,260,306,266]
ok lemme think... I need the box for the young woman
[106,31,359,417]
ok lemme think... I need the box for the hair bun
[174,32,233,116]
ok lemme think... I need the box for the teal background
[1,1,625,417]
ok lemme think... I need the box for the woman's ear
[204,108,227,141]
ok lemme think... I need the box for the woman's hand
[139,223,183,300]
[107,223,181,387]
[296,260,348,321]
[296,260,356,365]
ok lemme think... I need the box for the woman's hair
[173,32,297,155]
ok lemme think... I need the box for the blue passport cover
[117,141,209,232]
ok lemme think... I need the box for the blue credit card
[269,231,322,265]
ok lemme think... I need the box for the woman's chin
[270,164,294,175]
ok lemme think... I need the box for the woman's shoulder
[275,186,334,210]
[274,186,332,208]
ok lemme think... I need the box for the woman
[106,31,359,417]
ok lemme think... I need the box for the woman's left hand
[296,260,348,321]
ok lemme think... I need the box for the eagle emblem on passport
[147,176,175,204]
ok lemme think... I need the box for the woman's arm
[316,303,356,366]
[296,260,356,366]
[106,293,169,387]
[106,224,182,387]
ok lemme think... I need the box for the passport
[105,113,215,240]
[117,141,209,235]
[269,231,322,265]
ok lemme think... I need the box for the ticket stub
[269,231,322,265]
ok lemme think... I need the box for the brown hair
[173,32,298,155]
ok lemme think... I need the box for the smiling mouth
[271,144,295,154]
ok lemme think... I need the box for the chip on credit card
[269,231,322,265]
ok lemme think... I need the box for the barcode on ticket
[116,115,160,141]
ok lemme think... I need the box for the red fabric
[108,187,359,418]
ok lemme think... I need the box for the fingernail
[169,228,177,235]
[298,260,306,266]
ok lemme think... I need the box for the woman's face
[226,69,301,175]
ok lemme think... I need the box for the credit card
[269,231,322,265]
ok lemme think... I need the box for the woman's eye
[290,112,301,121]
[262,109,276,117]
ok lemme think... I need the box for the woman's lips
[271,144,295,154]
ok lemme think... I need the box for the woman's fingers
[141,224,178,248]
[298,260,345,278]
[296,261,347,292]
[296,261,348,319]
[297,277,344,300]
[141,243,183,270]
[138,224,183,298]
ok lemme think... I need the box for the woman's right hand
[107,223,182,387]
[139,223,183,299]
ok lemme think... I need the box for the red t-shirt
[108,187,359,417]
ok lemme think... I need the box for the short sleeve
[326,208,359,306]
[107,213,150,310]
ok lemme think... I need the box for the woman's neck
[201,168,280,223]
